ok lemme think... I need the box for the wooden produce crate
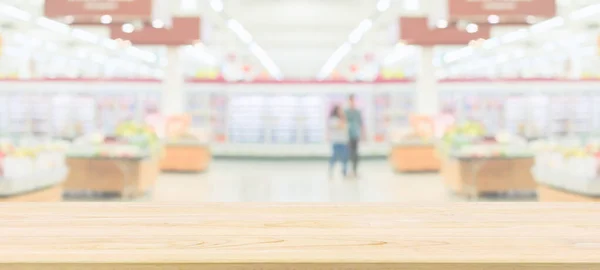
[64,157,159,198]
[389,143,440,172]
[441,156,536,195]
[0,184,63,202]
[537,185,600,202]
[160,144,211,172]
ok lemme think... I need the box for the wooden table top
[1,203,600,270]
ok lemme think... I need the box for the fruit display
[531,138,600,196]
[0,138,69,196]
[67,122,161,159]
[440,122,533,158]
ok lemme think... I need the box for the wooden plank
[0,185,63,202]
[538,185,600,202]
[0,203,599,269]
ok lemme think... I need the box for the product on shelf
[532,137,600,197]
[0,138,69,197]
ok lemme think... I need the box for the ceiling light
[500,29,529,43]
[71,29,99,44]
[317,42,352,80]
[180,0,198,11]
[122,23,135,33]
[210,0,224,12]
[436,20,448,29]
[0,4,32,21]
[152,19,165,29]
[487,15,500,24]
[377,0,391,12]
[36,17,70,34]
[348,19,373,44]
[249,43,283,80]
[100,15,113,24]
[569,3,600,20]
[465,23,478,33]
[482,37,500,49]
[403,0,420,11]
[227,19,253,44]
[529,17,564,33]
[103,38,118,50]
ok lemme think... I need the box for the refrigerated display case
[228,95,267,144]
[268,95,298,144]
[299,95,325,144]
[210,93,228,143]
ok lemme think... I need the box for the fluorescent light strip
[529,17,564,33]
[317,0,392,79]
[570,3,600,20]
[186,45,218,66]
[317,42,352,80]
[71,29,99,44]
[228,19,253,44]
[249,43,283,80]
[0,3,32,21]
[0,4,156,65]
[211,0,224,12]
[127,47,157,63]
[444,2,600,65]
[377,0,391,12]
[349,19,373,44]
[36,17,70,34]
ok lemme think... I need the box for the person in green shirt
[345,94,365,178]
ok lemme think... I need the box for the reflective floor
[152,160,462,203]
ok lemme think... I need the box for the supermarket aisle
[152,160,459,203]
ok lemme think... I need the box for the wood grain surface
[1,203,600,269]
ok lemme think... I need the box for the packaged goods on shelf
[0,138,69,197]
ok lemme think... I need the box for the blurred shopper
[328,105,349,178]
[345,95,364,178]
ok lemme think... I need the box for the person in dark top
[345,94,364,178]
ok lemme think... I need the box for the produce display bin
[537,184,600,202]
[64,156,159,198]
[440,155,536,197]
[389,142,439,172]
[0,184,63,202]
[160,142,211,172]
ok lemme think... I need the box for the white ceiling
[1,0,600,80]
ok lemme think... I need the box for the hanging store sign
[109,17,200,46]
[399,17,491,46]
[44,0,169,24]
[440,0,556,25]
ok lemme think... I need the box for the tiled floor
[152,160,465,203]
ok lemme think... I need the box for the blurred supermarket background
[0,0,599,203]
